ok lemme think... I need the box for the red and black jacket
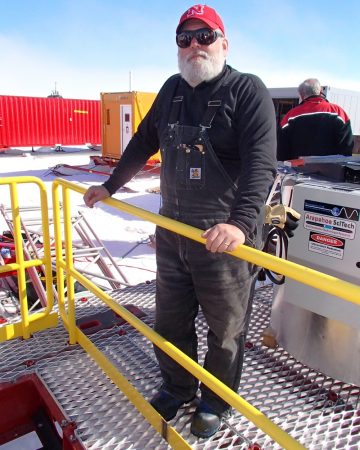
[277,95,354,161]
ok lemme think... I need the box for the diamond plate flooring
[1,283,359,449]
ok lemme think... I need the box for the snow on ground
[0,147,160,288]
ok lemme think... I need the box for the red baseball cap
[176,4,225,35]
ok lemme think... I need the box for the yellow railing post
[62,185,77,344]
[0,176,58,341]
[9,181,30,339]
[53,179,360,306]
[52,181,67,326]
[54,178,347,449]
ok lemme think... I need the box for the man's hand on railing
[83,185,110,208]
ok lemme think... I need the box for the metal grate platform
[1,283,359,449]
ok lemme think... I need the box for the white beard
[178,50,225,87]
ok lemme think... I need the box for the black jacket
[103,65,277,238]
[277,95,354,161]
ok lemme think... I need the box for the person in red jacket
[277,78,354,161]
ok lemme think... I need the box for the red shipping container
[0,95,101,148]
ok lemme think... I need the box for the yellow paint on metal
[0,312,58,341]
[0,176,56,341]
[2,176,300,446]
[0,259,43,274]
[55,178,360,306]
[2,174,354,448]
[62,186,77,345]
[52,178,314,449]
[10,182,30,338]
[63,263,306,449]
[77,329,191,449]
[52,182,67,325]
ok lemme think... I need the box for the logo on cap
[177,4,225,35]
[186,5,205,18]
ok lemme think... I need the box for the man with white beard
[84,4,276,439]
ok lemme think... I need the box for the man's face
[177,19,228,87]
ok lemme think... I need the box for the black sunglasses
[176,28,223,48]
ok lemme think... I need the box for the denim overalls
[154,87,259,413]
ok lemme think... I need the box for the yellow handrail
[55,178,360,304]
[55,177,360,449]
[0,176,57,340]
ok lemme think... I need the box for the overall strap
[168,71,231,129]
[199,100,222,129]
[199,79,230,129]
[168,95,184,126]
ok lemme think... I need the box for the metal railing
[2,176,360,449]
[0,177,57,340]
[52,177,358,450]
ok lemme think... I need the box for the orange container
[100,91,161,163]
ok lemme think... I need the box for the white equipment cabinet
[271,180,360,385]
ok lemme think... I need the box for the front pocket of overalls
[176,145,205,190]
[160,129,177,186]
[160,146,174,186]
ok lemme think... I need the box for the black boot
[191,402,228,438]
[150,390,194,421]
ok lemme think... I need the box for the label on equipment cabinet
[303,199,359,240]
[308,232,345,259]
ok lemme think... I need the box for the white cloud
[0,35,176,99]
[228,31,360,92]
[2,31,360,102]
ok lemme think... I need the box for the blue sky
[1,0,360,99]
